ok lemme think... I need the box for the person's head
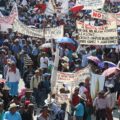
[79,82,85,87]
[9,103,17,114]
[41,105,49,116]
[27,103,34,113]
[0,102,4,112]
[2,85,10,94]
[104,63,109,69]
[74,87,79,94]
[61,102,67,111]
[25,89,33,97]
[98,91,105,98]
[35,69,40,77]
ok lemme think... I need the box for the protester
[0,0,120,120]
[93,91,107,120]
[5,61,21,96]
[3,103,22,120]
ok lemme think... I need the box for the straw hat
[62,56,69,62]
[2,85,10,91]
[106,84,114,88]
[35,69,39,73]
[72,53,78,58]
[25,89,33,93]
[8,103,17,110]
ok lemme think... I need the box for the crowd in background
[0,0,120,120]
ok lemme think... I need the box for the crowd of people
[0,0,120,120]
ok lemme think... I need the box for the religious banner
[76,0,105,10]
[76,14,118,45]
[90,73,105,99]
[13,19,43,38]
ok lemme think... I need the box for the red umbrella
[34,3,46,13]
[70,5,84,13]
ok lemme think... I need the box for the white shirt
[30,76,42,89]
[106,93,116,109]
[79,86,87,95]
[6,68,20,82]
[93,97,107,110]
[40,57,49,69]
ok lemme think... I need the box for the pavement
[18,79,120,120]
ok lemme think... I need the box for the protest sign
[91,10,107,20]
[13,19,64,38]
[76,14,118,45]
[13,19,43,38]
[76,0,105,10]
[45,26,64,39]
[57,67,91,85]
[90,73,105,99]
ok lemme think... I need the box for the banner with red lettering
[76,14,118,45]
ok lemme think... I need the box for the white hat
[72,53,78,58]
[106,84,114,88]
[62,56,69,62]
[9,103,17,110]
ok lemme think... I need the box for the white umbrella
[40,43,52,49]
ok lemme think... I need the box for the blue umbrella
[56,37,76,45]
[98,61,117,68]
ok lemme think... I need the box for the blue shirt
[74,103,84,117]
[3,111,22,120]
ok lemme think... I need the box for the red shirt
[72,94,80,106]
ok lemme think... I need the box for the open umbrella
[56,37,76,44]
[87,56,101,64]
[70,5,84,13]
[98,61,117,68]
[40,43,52,49]
[102,67,117,77]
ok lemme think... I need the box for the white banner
[45,26,64,39]
[13,19,64,38]
[57,67,91,86]
[76,0,105,10]
[13,19,43,38]
[90,73,105,99]
[0,2,18,25]
[76,14,118,45]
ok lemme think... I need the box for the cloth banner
[57,67,91,85]
[90,73,105,99]
[13,19,64,38]
[91,10,120,26]
[76,14,118,45]
[0,2,18,24]
[13,19,43,38]
[76,0,105,10]
[45,26,64,39]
